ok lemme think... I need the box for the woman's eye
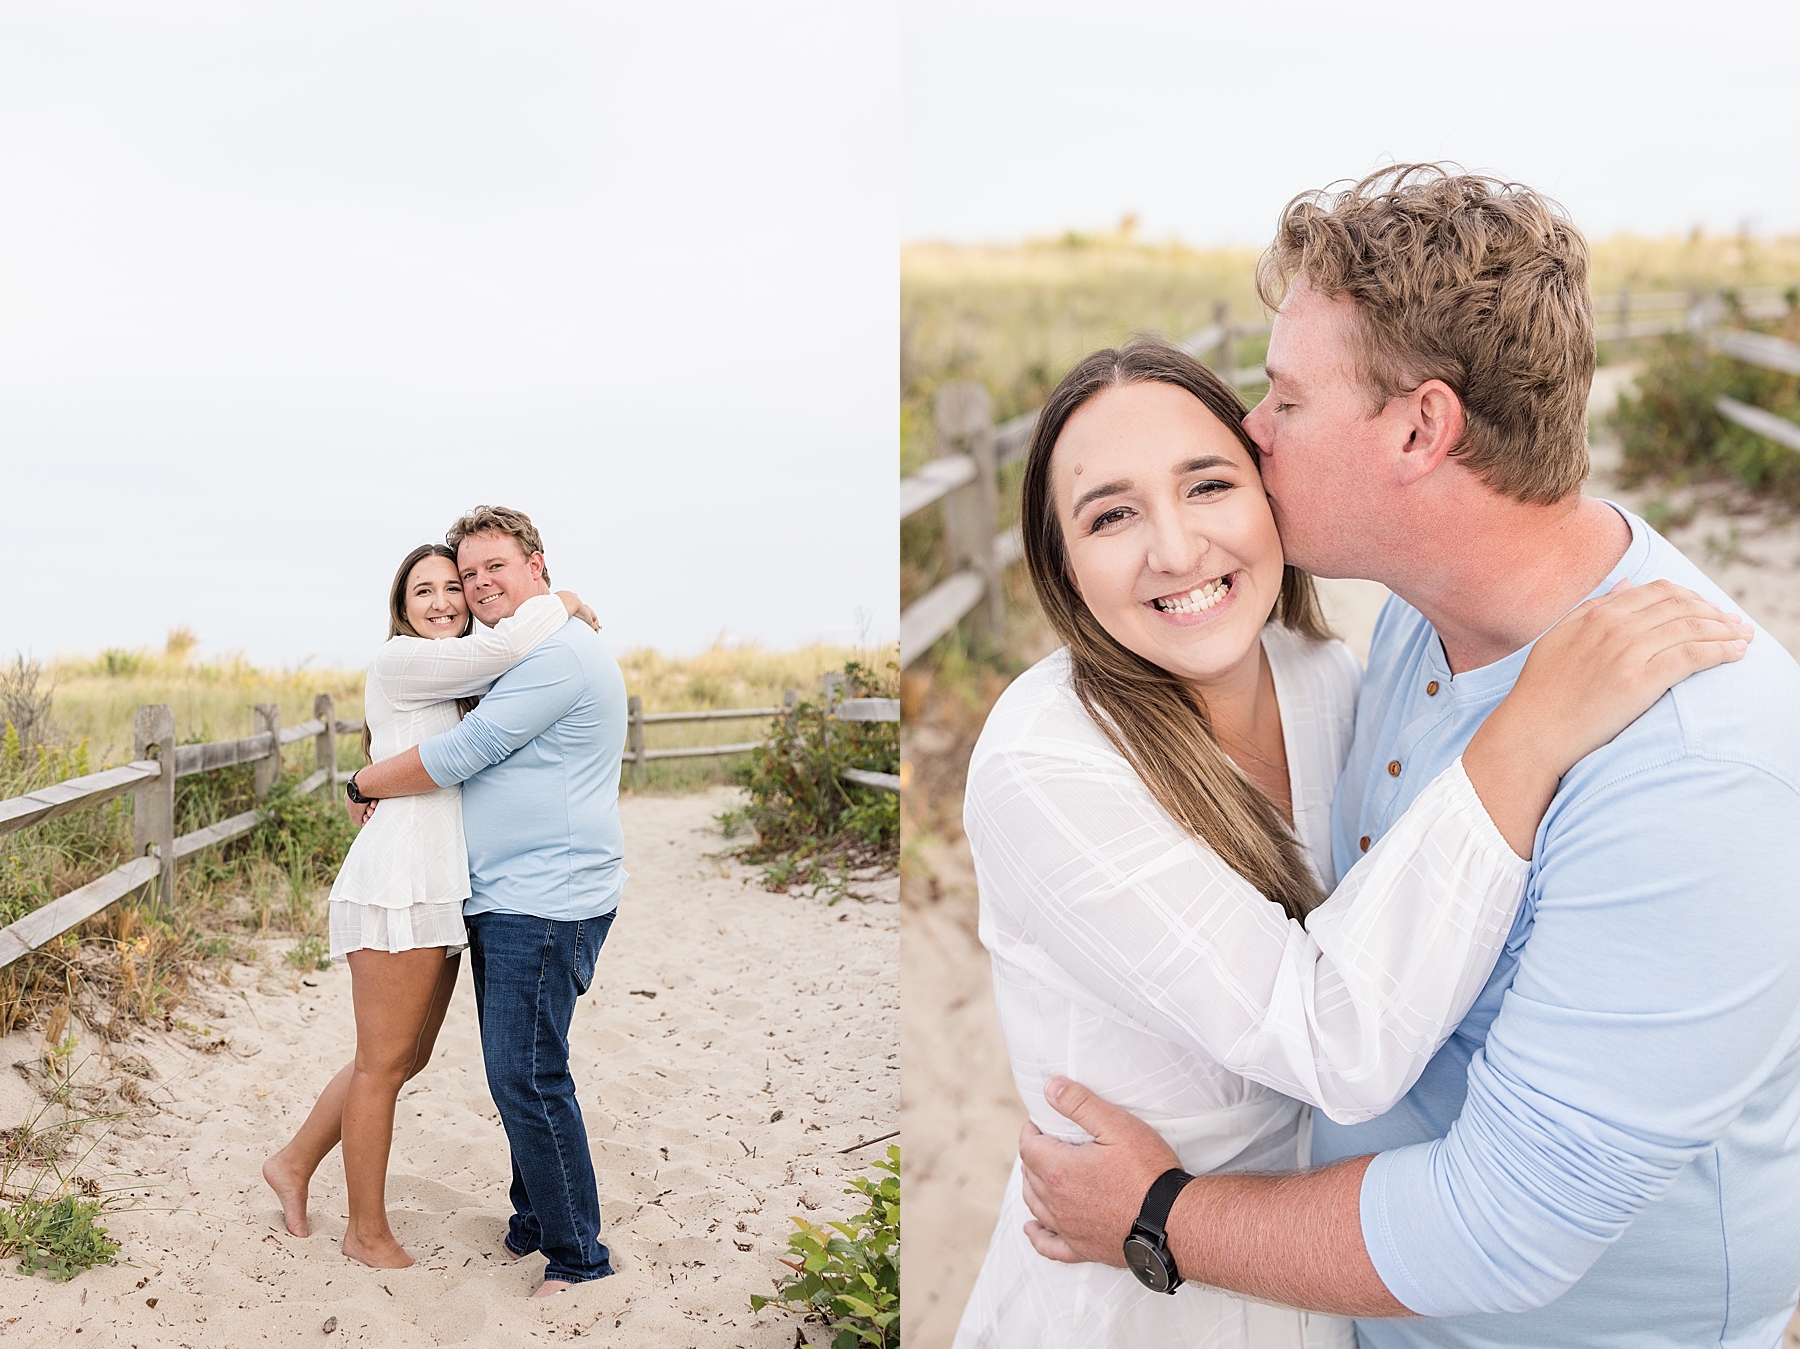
[1089,506,1131,532]
[1188,479,1232,498]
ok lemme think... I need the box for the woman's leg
[264,1060,354,1237]
[261,952,461,1238]
[340,946,449,1268]
[407,951,462,1077]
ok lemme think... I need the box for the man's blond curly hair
[1257,164,1594,505]
[446,504,550,586]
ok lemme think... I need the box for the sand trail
[0,787,897,1347]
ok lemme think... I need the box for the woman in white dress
[262,542,595,1269]
[953,341,1749,1347]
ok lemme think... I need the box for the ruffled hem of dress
[330,898,468,960]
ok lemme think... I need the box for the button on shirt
[418,621,629,922]
[1315,507,1800,1348]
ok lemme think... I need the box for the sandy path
[0,787,897,1347]
[900,363,1800,1347]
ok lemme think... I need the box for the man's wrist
[1122,1167,1197,1293]
[344,769,376,804]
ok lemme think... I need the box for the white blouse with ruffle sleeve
[327,593,570,959]
[953,623,1529,1349]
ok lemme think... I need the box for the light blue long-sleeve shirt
[418,621,628,922]
[1311,507,1800,1348]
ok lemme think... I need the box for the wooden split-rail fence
[899,287,1800,669]
[0,695,359,972]
[0,677,901,971]
[624,672,900,793]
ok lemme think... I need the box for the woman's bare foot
[532,1279,571,1298]
[341,1230,415,1269]
[261,1152,313,1238]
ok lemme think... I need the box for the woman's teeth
[1153,576,1232,614]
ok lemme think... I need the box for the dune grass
[35,629,893,793]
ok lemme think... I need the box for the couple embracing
[261,504,627,1299]
[956,166,1800,1347]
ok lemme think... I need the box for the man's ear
[528,551,546,580]
[1393,378,1466,488]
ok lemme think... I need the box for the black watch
[344,771,375,806]
[1122,1167,1196,1294]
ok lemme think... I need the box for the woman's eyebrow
[1176,455,1235,474]
[1070,478,1132,517]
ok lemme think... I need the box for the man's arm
[1019,1079,1407,1317]
[349,643,585,807]
[352,748,434,799]
[416,641,584,788]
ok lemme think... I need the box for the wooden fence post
[935,382,1002,639]
[314,693,336,793]
[626,695,645,788]
[821,672,845,749]
[1616,289,1631,345]
[1211,300,1233,377]
[133,704,176,913]
[254,704,281,801]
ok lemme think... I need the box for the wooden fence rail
[623,675,901,792]
[900,287,1800,669]
[0,694,362,972]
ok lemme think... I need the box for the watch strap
[1133,1167,1197,1241]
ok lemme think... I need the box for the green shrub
[1613,325,1800,505]
[0,1192,119,1281]
[721,660,898,894]
[255,773,357,884]
[286,934,330,971]
[751,1145,899,1349]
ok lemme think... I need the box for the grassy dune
[35,631,892,792]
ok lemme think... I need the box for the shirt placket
[1359,666,1457,855]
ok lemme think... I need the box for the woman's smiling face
[1052,379,1285,688]
[404,554,470,638]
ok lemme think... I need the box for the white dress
[953,625,1531,1349]
[327,593,570,960]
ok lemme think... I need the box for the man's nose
[1242,400,1274,452]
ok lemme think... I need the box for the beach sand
[0,786,897,1347]
[901,365,1800,1347]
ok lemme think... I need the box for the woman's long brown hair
[362,544,479,762]
[1020,339,1331,921]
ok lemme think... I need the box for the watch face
[1123,1235,1174,1293]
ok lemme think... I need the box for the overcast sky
[3,2,894,668]
[897,0,1800,246]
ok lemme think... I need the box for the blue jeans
[465,910,615,1284]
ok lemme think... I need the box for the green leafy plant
[1613,322,1800,505]
[286,934,330,971]
[0,1063,128,1282]
[722,660,898,895]
[0,1192,120,1281]
[255,774,358,883]
[751,1145,899,1349]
